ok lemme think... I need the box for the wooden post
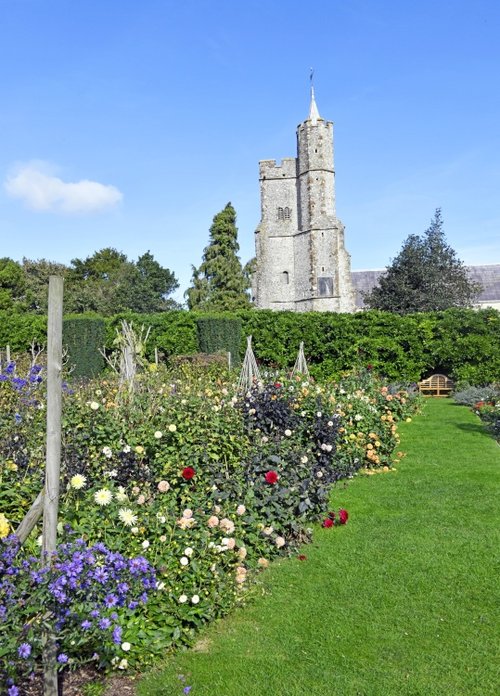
[42,276,64,696]
[155,346,159,366]
[6,344,11,363]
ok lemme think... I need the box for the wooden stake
[42,276,64,696]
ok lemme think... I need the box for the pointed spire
[309,85,321,124]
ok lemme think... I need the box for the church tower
[253,88,355,312]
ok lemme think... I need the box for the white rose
[180,556,189,566]
[121,642,131,652]
[178,594,188,603]
[191,594,200,604]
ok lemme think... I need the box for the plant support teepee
[237,336,261,393]
[291,341,309,378]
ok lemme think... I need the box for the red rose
[181,467,196,480]
[297,554,307,561]
[274,382,281,388]
[339,508,349,524]
[322,518,334,528]
[264,471,279,484]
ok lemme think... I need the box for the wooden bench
[418,374,454,397]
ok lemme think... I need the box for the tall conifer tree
[363,209,481,313]
[186,203,251,311]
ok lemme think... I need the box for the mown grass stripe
[138,399,499,696]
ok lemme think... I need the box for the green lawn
[138,399,500,696]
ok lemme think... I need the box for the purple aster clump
[0,532,157,687]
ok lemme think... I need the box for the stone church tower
[253,89,355,312]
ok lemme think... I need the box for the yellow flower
[0,513,10,539]
[135,446,144,455]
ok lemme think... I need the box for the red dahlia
[264,471,279,484]
[339,508,349,524]
[322,518,334,528]
[181,466,196,480]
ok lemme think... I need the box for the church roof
[351,264,500,309]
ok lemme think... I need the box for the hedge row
[0,308,498,383]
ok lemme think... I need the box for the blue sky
[1,0,499,302]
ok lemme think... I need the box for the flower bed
[453,385,500,443]
[0,360,421,691]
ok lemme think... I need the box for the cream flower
[118,658,128,670]
[219,518,235,534]
[191,594,200,604]
[102,446,112,458]
[180,556,189,566]
[284,429,292,437]
[168,424,177,432]
[184,547,194,557]
[154,431,163,439]
[157,480,170,493]
[178,594,188,603]
[118,508,137,527]
[141,540,150,549]
[236,505,246,516]
[121,642,131,652]
[207,515,219,528]
[94,488,112,506]
[89,401,99,411]
[115,486,128,502]
[183,509,193,519]
[275,536,286,548]
[70,474,87,490]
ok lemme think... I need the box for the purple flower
[57,653,68,664]
[112,625,122,644]
[8,686,19,696]
[183,687,192,694]
[18,642,31,659]
[98,617,111,630]
[104,593,118,607]
[81,620,92,630]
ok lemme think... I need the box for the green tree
[363,209,481,313]
[0,258,26,311]
[22,258,70,313]
[67,248,179,315]
[186,203,251,311]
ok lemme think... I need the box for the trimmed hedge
[196,316,241,365]
[63,316,106,378]
[2,308,499,383]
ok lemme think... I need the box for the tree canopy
[363,209,482,314]
[185,203,251,311]
[0,250,179,315]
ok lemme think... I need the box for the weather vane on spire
[310,67,314,87]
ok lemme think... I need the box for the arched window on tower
[283,206,291,220]
[281,271,289,285]
[277,207,284,221]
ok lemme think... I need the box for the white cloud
[4,161,123,214]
